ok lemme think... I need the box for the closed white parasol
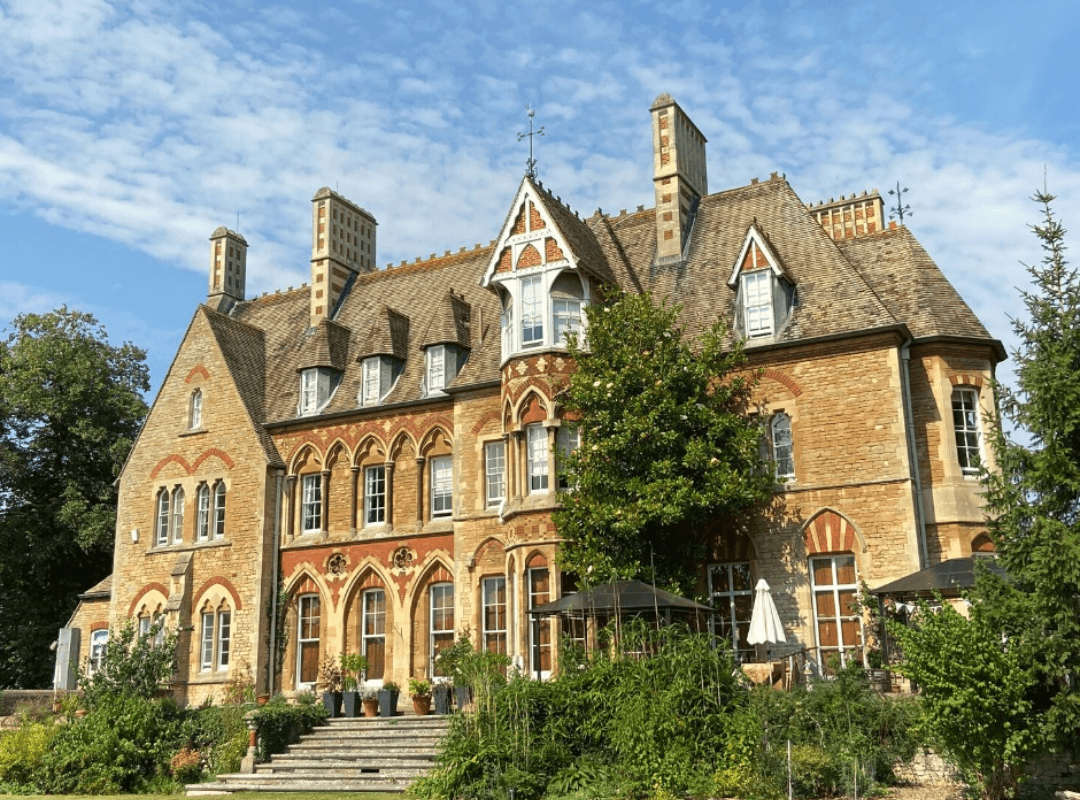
[747,578,786,645]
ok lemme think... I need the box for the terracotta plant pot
[412,695,432,716]
[362,697,379,718]
[256,693,270,706]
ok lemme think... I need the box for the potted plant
[361,687,379,717]
[409,678,432,716]
[318,654,343,718]
[339,653,369,717]
[434,635,474,711]
[432,682,452,715]
[378,681,400,717]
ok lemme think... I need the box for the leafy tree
[554,291,773,592]
[0,307,149,687]
[80,618,179,706]
[980,189,1080,742]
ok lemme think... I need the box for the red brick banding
[185,365,210,383]
[127,582,170,617]
[191,576,243,613]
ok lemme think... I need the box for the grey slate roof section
[78,573,112,600]
[296,319,351,371]
[226,173,999,428]
[870,557,1006,597]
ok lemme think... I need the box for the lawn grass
[0,794,407,800]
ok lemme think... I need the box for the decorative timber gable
[481,178,579,287]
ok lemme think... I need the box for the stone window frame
[555,423,579,490]
[189,388,203,430]
[526,423,549,494]
[809,553,863,670]
[170,487,185,544]
[301,474,322,533]
[484,440,506,508]
[199,600,232,674]
[196,483,211,542]
[430,455,453,519]
[363,464,386,527]
[770,412,795,480]
[430,582,454,679]
[155,488,171,546]
[481,575,508,656]
[526,563,552,677]
[213,480,227,539]
[296,593,321,691]
[361,588,387,682]
[87,629,108,675]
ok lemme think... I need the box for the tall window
[743,271,773,337]
[556,425,579,490]
[953,388,982,476]
[521,275,543,347]
[297,594,320,688]
[196,484,211,541]
[170,488,185,544]
[217,610,231,669]
[155,489,170,546]
[299,367,335,416]
[527,424,548,493]
[362,357,381,406]
[362,589,386,680]
[501,299,514,357]
[301,474,322,532]
[527,568,552,676]
[88,630,108,675]
[364,465,386,526]
[430,583,455,677]
[810,554,862,668]
[426,345,446,395]
[708,562,753,662]
[430,456,453,518]
[213,482,226,538]
[771,413,794,479]
[483,576,507,655]
[485,441,506,507]
[189,389,203,429]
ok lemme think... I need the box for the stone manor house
[63,94,1003,703]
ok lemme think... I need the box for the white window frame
[527,424,549,494]
[213,482,226,538]
[708,562,753,662]
[301,474,322,532]
[170,487,185,544]
[362,589,386,681]
[527,567,552,678]
[485,441,506,507]
[809,554,863,669]
[155,489,170,546]
[953,388,982,476]
[217,610,231,671]
[200,611,215,672]
[501,299,514,359]
[299,368,334,416]
[521,275,544,347]
[482,576,508,655]
[430,455,453,518]
[361,357,382,406]
[430,583,454,679]
[189,389,202,429]
[364,465,386,526]
[426,345,446,395]
[88,629,108,675]
[742,271,774,337]
[296,593,320,690]
[552,298,582,345]
[196,484,211,541]
[771,413,794,479]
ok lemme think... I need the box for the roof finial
[888,181,912,224]
[517,106,545,179]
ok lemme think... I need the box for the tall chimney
[207,227,247,312]
[651,93,707,262]
[310,187,377,326]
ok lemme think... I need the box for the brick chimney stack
[207,227,247,312]
[310,187,377,326]
[651,93,708,262]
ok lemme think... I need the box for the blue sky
[1,0,1078,395]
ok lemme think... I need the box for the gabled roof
[296,318,351,371]
[356,306,410,360]
[420,290,472,349]
[727,223,794,287]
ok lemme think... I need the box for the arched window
[296,594,321,690]
[200,601,232,672]
[551,272,585,346]
[809,554,862,670]
[362,589,386,680]
[196,484,211,541]
[189,389,203,429]
[170,488,185,544]
[88,629,108,675]
[213,482,226,539]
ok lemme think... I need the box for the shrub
[0,721,60,789]
[170,744,203,784]
[181,703,250,778]
[80,617,179,706]
[252,695,328,761]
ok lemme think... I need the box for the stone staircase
[187,714,451,794]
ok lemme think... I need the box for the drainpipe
[899,339,929,570]
[268,469,284,695]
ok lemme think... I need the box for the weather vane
[517,106,544,179]
[888,181,912,224]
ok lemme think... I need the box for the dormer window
[742,271,773,338]
[423,344,468,397]
[551,273,585,345]
[521,275,544,347]
[299,367,338,416]
[360,356,402,407]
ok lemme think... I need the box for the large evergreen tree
[980,189,1080,741]
[553,291,774,593]
[0,307,148,687]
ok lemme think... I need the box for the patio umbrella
[747,578,786,645]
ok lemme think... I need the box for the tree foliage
[980,190,1080,742]
[79,618,179,706]
[0,307,149,687]
[553,291,773,592]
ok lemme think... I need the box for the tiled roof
[221,174,997,427]
[78,573,112,599]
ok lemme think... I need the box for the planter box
[322,691,342,718]
[378,688,399,717]
[342,690,361,717]
[433,685,452,715]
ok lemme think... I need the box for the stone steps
[186,713,451,795]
